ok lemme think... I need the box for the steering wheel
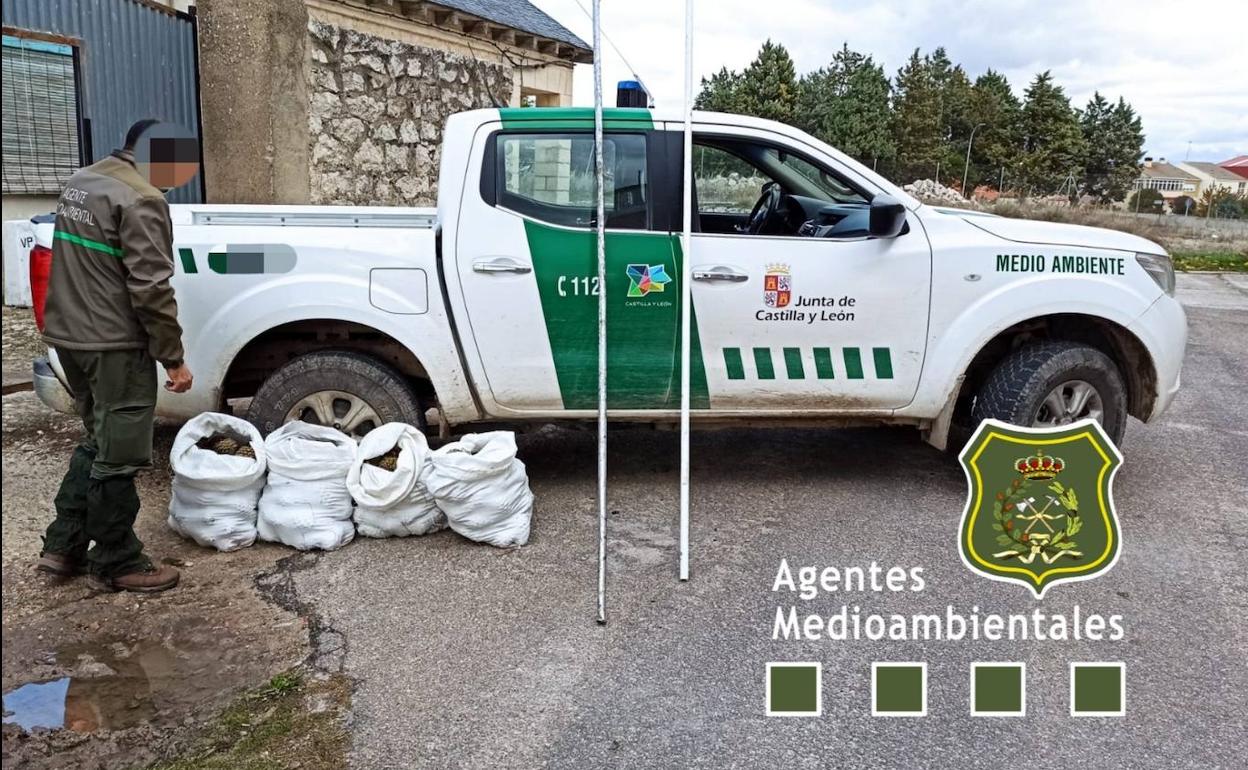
[742,181,782,235]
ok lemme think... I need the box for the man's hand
[164,363,193,393]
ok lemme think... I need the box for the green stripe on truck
[524,220,707,409]
[813,347,835,379]
[753,348,775,380]
[499,107,654,131]
[783,347,805,379]
[873,347,894,379]
[723,348,745,380]
[843,347,865,379]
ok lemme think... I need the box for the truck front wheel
[970,341,1127,445]
[245,350,424,438]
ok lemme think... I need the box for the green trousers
[42,348,157,578]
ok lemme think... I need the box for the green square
[973,664,1024,715]
[1073,664,1124,715]
[873,663,925,716]
[767,663,820,716]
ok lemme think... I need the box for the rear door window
[496,133,649,230]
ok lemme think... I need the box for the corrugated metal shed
[2,0,204,203]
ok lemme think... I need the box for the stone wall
[307,19,514,206]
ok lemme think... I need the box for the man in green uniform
[36,119,196,593]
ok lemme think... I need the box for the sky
[530,0,1248,164]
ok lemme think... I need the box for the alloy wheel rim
[1032,379,1104,428]
[285,390,381,438]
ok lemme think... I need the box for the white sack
[347,422,446,538]
[257,421,356,551]
[167,412,267,552]
[425,431,533,547]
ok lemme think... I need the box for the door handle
[692,266,748,283]
[473,258,532,274]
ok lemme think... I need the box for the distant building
[1175,161,1248,198]
[1130,158,1198,203]
[1218,155,1248,181]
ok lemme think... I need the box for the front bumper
[1127,294,1187,421]
[33,356,76,414]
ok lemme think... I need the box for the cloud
[531,0,1247,162]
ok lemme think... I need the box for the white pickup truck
[31,107,1186,448]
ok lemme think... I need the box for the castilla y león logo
[958,419,1123,598]
[763,264,791,308]
[626,263,671,297]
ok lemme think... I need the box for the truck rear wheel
[245,350,424,438]
[970,341,1127,444]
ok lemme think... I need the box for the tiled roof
[1184,162,1245,182]
[424,0,589,52]
[1139,162,1198,181]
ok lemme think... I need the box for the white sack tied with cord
[425,431,533,547]
[346,422,446,538]
[167,412,267,552]
[257,421,356,551]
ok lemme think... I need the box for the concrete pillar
[197,0,310,203]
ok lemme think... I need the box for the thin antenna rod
[678,0,694,582]
[593,0,609,624]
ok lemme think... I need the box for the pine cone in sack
[212,436,241,455]
[235,444,256,459]
[366,448,401,472]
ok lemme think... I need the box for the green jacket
[42,150,185,367]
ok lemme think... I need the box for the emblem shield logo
[764,264,791,308]
[957,419,1123,598]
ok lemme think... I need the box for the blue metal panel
[2,0,204,202]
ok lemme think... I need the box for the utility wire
[570,0,657,104]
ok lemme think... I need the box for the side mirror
[868,194,906,238]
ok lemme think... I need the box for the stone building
[197,0,590,206]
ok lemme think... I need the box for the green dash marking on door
[723,347,746,380]
[783,347,805,380]
[753,347,776,380]
[721,346,895,381]
[813,347,835,379]
[177,248,198,274]
[873,347,894,379]
[843,347,865,379]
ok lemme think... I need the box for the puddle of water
[3,632,244,734]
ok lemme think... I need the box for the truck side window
[495,133,648,230]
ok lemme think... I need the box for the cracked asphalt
[292,273,1247,769]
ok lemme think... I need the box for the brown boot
[36,552,85,576]
[88,564,180,593]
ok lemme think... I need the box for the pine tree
[891,49,943,182]
[795,44,894,167]
[695,67,744,113]
[737,40,799,123]
[1105,97,1145,201]
[939,64,975,189]
[967,70,1023,192]
[1079,93,1142,203]
[1018,71,1085,197]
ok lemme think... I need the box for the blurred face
[134,126,200,191]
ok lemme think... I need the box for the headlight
[1136,253,1175,296]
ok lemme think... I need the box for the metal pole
[593,0,608,624]
[962,122,984,198]
[678,0,694,582]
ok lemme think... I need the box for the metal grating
[1,36,81,194]
[2,0,204,203]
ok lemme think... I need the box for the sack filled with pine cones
[168,412,267,551]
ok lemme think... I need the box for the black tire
[970,341,1128,444]
[245,350,423,437]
